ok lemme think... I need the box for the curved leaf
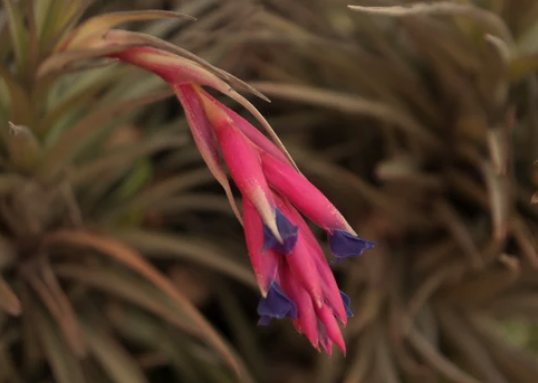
[33,298,87,383]
[348,2,513,45]
[250,81,441,150]
[54,263,198,335]
[1,0,28,72]
[66,10,196,49]
[39,89,173,176]
[24,266,86,357]
[112,230,256,288]
[43,230,254,382]
[80,317,149,383]
[0,275,21,315]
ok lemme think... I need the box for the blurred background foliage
[1,0,538,383]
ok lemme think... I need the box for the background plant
[222,0,538,382]
[3,0,538,383]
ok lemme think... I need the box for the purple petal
[329,230,376,260]
[262,208,298,255]
[339,291,353,318]
[257,282,297,326]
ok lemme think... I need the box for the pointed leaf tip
[67,10,196,48]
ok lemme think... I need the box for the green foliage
[0,1,259,382]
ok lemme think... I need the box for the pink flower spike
[196,89,291,165]
[197,89,291,245]
[279,262,319,349]
[318,324,333,356]
[242,199,279,297]
[174,84,242,222]
[261,151,376,260]
[275,198,324,308]
[199,91,275,231]
[282,203,349,324]
[317,305,346,355]
[261,151,352,232]
[286,235,324,308]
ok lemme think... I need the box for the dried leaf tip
[8,121,32,136]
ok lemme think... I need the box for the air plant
[0,1,376,382]
[50,3,375,354]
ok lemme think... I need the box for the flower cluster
[54,13,376,354]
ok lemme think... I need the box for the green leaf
[39,89,173,177]
[38,44,146,78]
[0,65,33,125]
[39,0,88,51]
[508,53,538,81]
[250,81,441,150]
[3,122,42,174]
[100,169,216,222]
[34,0,54,35]
[1,0,29,74]
[112,160,153,202]
[112,230,256,288]
[54,263,197,335]
[33,298,87,383]
[38,74,120,134]
[146,193,239,216]
[24,265,86,357]
[80,317,150,383]
[43,231,254,382]
[107,305,201,382]
[68,132,184,188]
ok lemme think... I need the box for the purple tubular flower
[262,208,298,254]
[329,230,377,261]
[257,282,297,326]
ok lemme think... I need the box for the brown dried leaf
[348,2,513,45]
[408,327,482,383]
[438,309,510,383]
[66,10,196,49]
[480,160,510,241]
